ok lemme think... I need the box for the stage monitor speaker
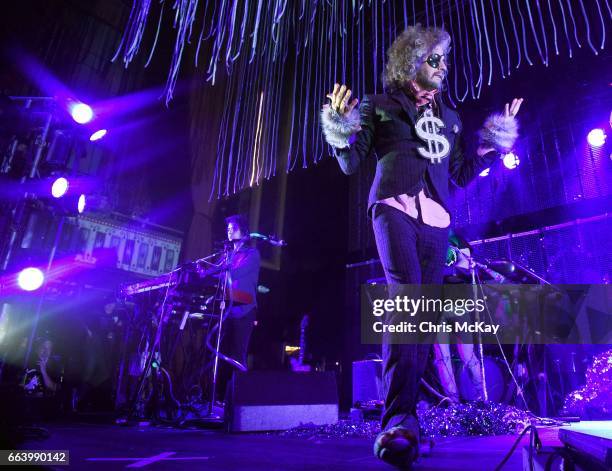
[558,421,612,469]
[226,371,338,432]
[352,359,383,405]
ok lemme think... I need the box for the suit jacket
[334,88,498,217]
[227,245,260,318]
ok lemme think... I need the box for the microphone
[473,261,508,284]
[249,232,287,247]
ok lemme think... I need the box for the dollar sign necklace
[414,102,450,164]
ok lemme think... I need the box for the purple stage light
[51,177,69,198]
[479,168,490,177]
[17,267,44,291]
[89,129,107,141]
[69,102,93,124]
[502,152,520,169]
[78,194,86,213]
[587,128,606,147]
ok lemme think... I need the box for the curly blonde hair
[383,24,451,93]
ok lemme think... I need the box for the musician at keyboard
[216,214,261,399]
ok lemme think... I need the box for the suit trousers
[372,203,449,430]
[216,309,256,401]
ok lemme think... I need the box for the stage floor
[18,421,563,470]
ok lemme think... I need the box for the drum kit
[440,232,580,416]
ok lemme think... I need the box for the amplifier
[226,371,338,432]
[352,359,383,405]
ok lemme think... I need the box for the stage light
[89,129,107,141]
[17,267,44,291]
[51,177,69,198]
[69,102,93,124]
[587,128,606,147]
[479,168,490,177]
[77,194,86,213]
[56,193,87,215]
[503,152,520,169]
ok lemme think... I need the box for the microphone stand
[201,243,233,424]
[468,254,488,401]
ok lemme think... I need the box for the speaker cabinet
[352,359,383,405]
[226,371,338,432]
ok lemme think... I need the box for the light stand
[1,97,54,271]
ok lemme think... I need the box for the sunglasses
[425,53,447,69]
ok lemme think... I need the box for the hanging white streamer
[113,0,611,198]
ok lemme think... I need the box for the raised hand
[325,83,359,116]
[504,98,523,118]
[477,98,524,157]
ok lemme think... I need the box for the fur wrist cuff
[320,105,361,149]
[478,113,519,153]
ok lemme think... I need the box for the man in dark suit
[320,25,522,469]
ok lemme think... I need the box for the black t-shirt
[23,358,61,396]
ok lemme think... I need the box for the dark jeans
[216,309,256,401]
[372,204,449,431]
